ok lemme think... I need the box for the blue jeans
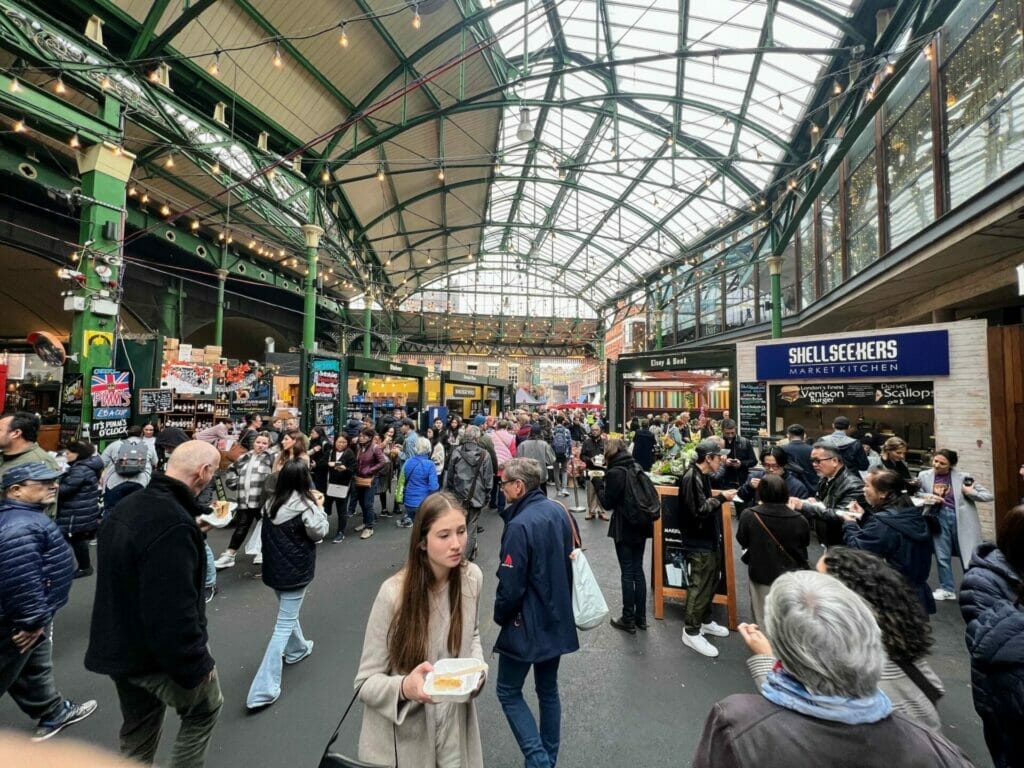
[347,481,377,529]
[246,588,311,708]
[203,543,216,588]
[496,655,562,768]
[934,506,960,592]
[0,630,63,722]
[404,505,419,524]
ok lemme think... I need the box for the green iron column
[654,309,664,351]
[69,143,134,434]
[158,288,178,339]
[300,224,324,353]
[363,303,372,357]
[767,254,783,339]
[213,267,228,347]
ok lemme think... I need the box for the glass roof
[465,0,859,309]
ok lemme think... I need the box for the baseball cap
[2,462,63,488]
[695,439,730,461]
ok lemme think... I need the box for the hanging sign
[138,388,174,415]
[161,362,214,394]
[311,358,341,401]
[756,330,950,380]
[223,362,274,414]
[773,381,935,408]
[738,381,768,437]
[59,372,83,446]
[90,368,132,439]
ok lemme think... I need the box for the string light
[128,186,137,197]
[208,51,221,77]
[160,203,171,216]
[163,153,175,169]
[12,119,26,133]
[190,220,200,231]
[54,75,66,95]
[140,192,150,204]
[69,131,80,149]
[412,3,421,29]
[884,57,895,75]
[339,23,349,48]
[272,45,283,68]
[377,164,385,182]
[211,161,220,175]
[832,80,842,95]
[100,74,111,90]
[321,168,331,183]
[9,77,20,93]
[437,167,445,181]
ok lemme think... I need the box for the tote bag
[327,483,350,499]
[562,507,608,630]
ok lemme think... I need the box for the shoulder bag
[893,659,944,705]
[751,511,807,569]
[319,682,396,768]
[561,505,609,630]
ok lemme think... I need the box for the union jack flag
[91,369,132,408]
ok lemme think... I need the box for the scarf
[761,666,892,725]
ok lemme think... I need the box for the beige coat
[355,563,484,768]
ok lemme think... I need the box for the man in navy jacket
[0,462,96,741]
[494,457,579,768]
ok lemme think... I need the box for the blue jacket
[494,487,579,663]
[0,499,74,631]
[56,454,104,535]
[401,454,438,510]
[960,544,1024,730]
[842,499,935,614]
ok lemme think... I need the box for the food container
[199,502,236,529]
[423,658,487,703]
[587,470,605,479]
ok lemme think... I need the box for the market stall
[344,356,428,425]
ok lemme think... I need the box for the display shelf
[162,394,217,434]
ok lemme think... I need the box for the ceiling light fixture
[54,75,67,95]
[339,22,349,48]
[9,77,20,93]
[377,164,385,182]
[321,168,331,183]
[516,106,534,143]
[412,3,421,29]
[69,131,80,149]
[208,51,221,77]
[273,45,284,68]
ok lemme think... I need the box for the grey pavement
[2,498,990,766]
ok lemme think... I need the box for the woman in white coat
[917,448,993,601]
[354,492,484,767]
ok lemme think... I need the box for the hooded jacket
[843,498,935,614]
[446,441,493,510]
[960,543,1024,746]
[494,487,579,663]
[56,453,104,535]
[401,453,439,510]
[516,438,556,483]
[261,492,329,592]
[0,499,74,632]
[823,432,870,473]
[85,473,213,688]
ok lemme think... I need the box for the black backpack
[114,438,149,477]
[622,462,662,525]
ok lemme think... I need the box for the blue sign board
[756,329,950,380]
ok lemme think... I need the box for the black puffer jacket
[594,451,653,545]
[261,493,329,591]
[960,543,1024,766]
[56,454,104,535]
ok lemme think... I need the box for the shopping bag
[394,465,406,504]
[327,482,350,499]
[570,548,609,630]
[243,518,263,556]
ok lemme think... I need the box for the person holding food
[354,492,484,767]
[917,448,993,601]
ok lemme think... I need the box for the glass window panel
[945,0,1024,208]
[675,284,697,343]
[819,186,842,295]
[698,278,722,337]
[724,265,756,330]
[847,150,878,276]
[885,88,933,248]
[780,240,798,317]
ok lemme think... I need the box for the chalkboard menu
[772,380,934,408]
[739,381,768,438]
[138,388,174,415]
[59,373,84,447]
[657,491,727,596]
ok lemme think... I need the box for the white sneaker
[253,553,263,565]
[682,631,719,658]
[701,621,729,638]
[214,552,235,570]
[354,523,366,532]
[559,490,570,497]
[933,588,956,601]
[360,528,375,540]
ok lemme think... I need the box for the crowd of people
[0,404,1022,767]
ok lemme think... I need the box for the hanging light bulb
[321,168,331,183]
[494,154,502,173]
[69,131,80,149]
[128,186,137,197]
[12,119,26,133]
[339,23,349,48]
[211,161,220,175]
[70,251,79,263]
[832,80,842,96]
[437,166,445,181]
[273,45,283,68]
[516,106,533,143]
[377,164,385,182]
[164,153,175,169]
[160,203,171,216]
[100,74,111,90]
[412,4,421,29]
[208,51,221,77]
[190,220,200,231]
[140,192,150,204]
[9,77,20,93]
[54,75,67,95]
[884,57,895,75]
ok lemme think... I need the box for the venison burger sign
[756,330,950,380]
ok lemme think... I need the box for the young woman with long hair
[308,426,331,494]
[326,434,356,543]
[246,460,328,710]
[355,492,484,767]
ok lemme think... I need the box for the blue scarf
[761,667,892,724]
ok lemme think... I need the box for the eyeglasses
[20,479,59,488]
[810,457,837,464]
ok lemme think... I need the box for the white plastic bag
[243,518,263,556]
[570,547,609,630]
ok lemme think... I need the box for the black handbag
[319,683,396,768]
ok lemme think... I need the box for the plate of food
[199,500,236,528]
[423,658,488,703]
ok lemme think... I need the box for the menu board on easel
[650,485,737,629]
[739,381,768,438]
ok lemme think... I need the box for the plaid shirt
[225,451,275,510]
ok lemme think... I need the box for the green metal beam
[141,0,220,58]
[781,0,867,44]
[0,72,120,139]
[127,0,171,59]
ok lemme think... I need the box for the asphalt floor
[1,490,992,767]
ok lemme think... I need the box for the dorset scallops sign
[755,330,950,380]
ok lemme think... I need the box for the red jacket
[355,442,387,478]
